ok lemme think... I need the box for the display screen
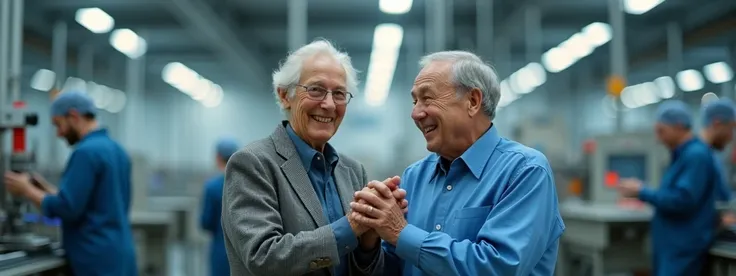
[607,155,647,183]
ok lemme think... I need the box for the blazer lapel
[333,163,354,215]
[271,123,328,227]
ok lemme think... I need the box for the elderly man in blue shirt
[200,138,239,276]
[4,92,137,276]
[617,100,718,276]
[348,51,566,276]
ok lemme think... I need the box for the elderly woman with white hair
[221,39,407,276]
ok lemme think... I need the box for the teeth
[424,126,436,133]
[311,115,334,123]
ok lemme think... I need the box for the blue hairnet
[702,98,736,126]
[50,91,97,117]
[216,138,240,161]
[655,100,692,129]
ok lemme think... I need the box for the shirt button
[317,156,321,160]
[446,185,453,191]
[435,224,442,231]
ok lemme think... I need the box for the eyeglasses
[296,84,353,105]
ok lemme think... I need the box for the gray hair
[272,39,360,111]
[418,51,501,120]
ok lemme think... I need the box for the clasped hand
[349,176,409,246]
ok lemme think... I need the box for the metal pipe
[78,43,95,80]
[524,5,542,63]
[52,21,68,89]
[287,0,307,52]
[608,0,627,132]
[9,0,24,102]
[667,22,683,98]
[476,0,494,59]
[0,0,11,108]
[429,0,446,52]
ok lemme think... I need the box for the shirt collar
[431,125,501,179]
[672,136,699,160]
[81,128,108,142]
[285,123,339,169]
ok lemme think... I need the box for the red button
[605,171,619,187]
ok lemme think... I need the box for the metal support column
[666,22,683,98]
[50,20,68,169]
[608,0,627,132]
[0,0,10,108]
[78,44,95,81]
[524,5,542,63]
[124,56,146,152]
[524,5,544,107]
[52,21,68,89]
[8,0,23,102]
[445,0,454,49]
[287,0,308,52]
[476,0,494,60]
[426,0,447,53]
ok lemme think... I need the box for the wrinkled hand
[4,171,32,197]
[617,178,642,198]
[350,181,408,246]
[350,176,405,237]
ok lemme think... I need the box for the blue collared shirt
[200,174,229,276]
[712,151,732,202]
[382,126,565,276]
[286,125,357,276]
[638,137,717,275]
[41,128,137,275]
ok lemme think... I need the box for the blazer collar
[270,121,353,226]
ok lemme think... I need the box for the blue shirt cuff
[638,187,654,203]
[40,195,56,218]
[395,224,430,267]
[330,216,359,256]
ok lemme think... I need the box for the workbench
[557,201,653,276]
[710,241,736,276]
[0,253,65,276]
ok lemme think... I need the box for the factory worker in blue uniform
[699,99,736,225]
[4,92,137,276]
[617,100,718,276]
[200,138,239,276]
[700,99,736,202]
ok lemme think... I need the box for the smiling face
[411,61,479,158]
[279,53,348,151]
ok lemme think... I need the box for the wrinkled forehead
[412,61,454,95]
[300,54,347,88]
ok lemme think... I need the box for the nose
[411,105,426,121]
[320,93,336,111]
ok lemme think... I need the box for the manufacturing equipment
[557,133,668,276]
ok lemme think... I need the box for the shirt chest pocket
[447,206,492,241]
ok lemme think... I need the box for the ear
[277,87,291,110]
[466,88,483,117]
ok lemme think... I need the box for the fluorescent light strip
[75,8,115,34]
[379,0,413,14]
[109,29,147,59]
[365,24,404,107]
[162,62,223,108]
